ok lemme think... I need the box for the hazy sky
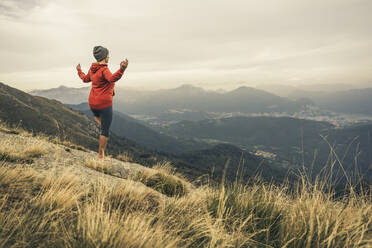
[0,0,371,92]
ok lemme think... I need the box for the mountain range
[2,82,284,183]
[30,84,372,118]
[29,85,90,105]
[18,82,372,183]
[30,84,311,117]
[308,88,372,116]
[29,85,147,105]
[257,84,372,116]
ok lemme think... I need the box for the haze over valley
[27,82,372,184]
[30,83,372,128]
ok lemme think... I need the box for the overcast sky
[0,0,371,92]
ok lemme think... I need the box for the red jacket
[77,63,125,109]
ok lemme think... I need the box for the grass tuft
[84,158,112,174]
[116,152,133,162]
[133,162,190,197]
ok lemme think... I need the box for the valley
[28,83,372,185]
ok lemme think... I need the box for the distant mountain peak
[174,84,204,91]
[227,85,278,96]
[28,85,91,104]
[235,86,254,90]
[31,85,90,92]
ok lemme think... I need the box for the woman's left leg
[94,116,101,127]
[91,108,101,127]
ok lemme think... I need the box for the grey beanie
[93,46,109,62]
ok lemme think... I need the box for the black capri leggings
[90,106,113,137]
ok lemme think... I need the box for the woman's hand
[120,59,128,69]
[76,64,81,71]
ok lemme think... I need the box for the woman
[76,45,128,160]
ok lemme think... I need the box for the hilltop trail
[0,129,147,187]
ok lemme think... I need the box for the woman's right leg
[98,135,108,159]
[98,106,113,159]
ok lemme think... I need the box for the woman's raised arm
[76,63,91,83]
[102,59,128,83]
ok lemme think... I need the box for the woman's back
[78,62,125,109]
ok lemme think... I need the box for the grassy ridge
[1,156,371,247]
[0,86,371,247]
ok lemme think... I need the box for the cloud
[0,0,47,18]
[0,0,371,91]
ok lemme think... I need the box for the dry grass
[0,135,47,163]
[132,161,191,197]
[0,126,371,247]
[36,168,83,210]
[0,120,33,137]
[51,137,88,152]
[0,121,87,153]
[0,160,371,247]
[84,158,112,174]
[116,152,133,162]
